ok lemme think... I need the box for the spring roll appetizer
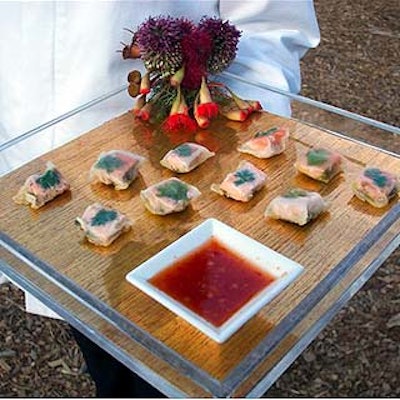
[160,142,215,173]
[352,167,399,208]
[140,177,201,215]
[90,150,145,190]
[237,126,289,159]
[294,147,343,183]
[75,203,132,246]
[211,161,267,202]
[265,188,327,226]
[13,162,70,209]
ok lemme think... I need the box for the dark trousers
[71,327,165,398]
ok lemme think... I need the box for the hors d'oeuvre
[294,147,343,183]
[265,188,327,226]
[211,161,267,202]
[75,203,132,246]
[237,126,289,158]
[160,142,215,173]
[13,162,70,209]
[352,167,399,208]
[90,150,145,190]
[140,177,201,215]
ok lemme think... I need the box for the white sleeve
[0,273,9,285]
[219,0,320,115]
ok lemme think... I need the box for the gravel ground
[1,0,399,397]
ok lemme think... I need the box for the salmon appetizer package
[211,161,267,202]
[294,147,343,183]
[265,188,327,226]
[140,177,201,215]
[160,142,215,173]
[352,166,399,208]
[13,162,70,209]
[237,126,289,159]
[90,150,145,190]
[75,203,132,246]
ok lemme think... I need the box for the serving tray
[0,109,399,396]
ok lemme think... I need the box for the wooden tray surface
[1,111,399,381]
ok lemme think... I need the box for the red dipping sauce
[149,237,275,327]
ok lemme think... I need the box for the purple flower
[135,16,195,76]
[199,17,241,73]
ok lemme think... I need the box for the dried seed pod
[122,43,141,59]
[127,70,141,84]
[128,83,140,98]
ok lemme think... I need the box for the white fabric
[0,0,319,319]
[25,291,63,320]
[0,274,9,285]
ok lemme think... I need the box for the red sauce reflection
[149,237,275,327]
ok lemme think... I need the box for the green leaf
[306,148,330,166]
[95,155,124,173]
[282,188,309,198]
[364,168,387,188]
[91,209,118,226]
[174,144,193,157]
[36,168,61,189]
[233,169,256,186]
[254,127,278,138]
[122,167,136,183]
[156,180,188,201]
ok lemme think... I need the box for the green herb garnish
[233,169,256,186]
[174,144,193,157]
[306,148,330,166]
[364,168,387,188]
[95,155,124,173]
[282,188,309,198]
[122,167,136,183]
[156,180,188,201]
[36,169,61,189]
[91,209,118,226]
[254,127,278,138]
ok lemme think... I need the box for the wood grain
[0,111,399,382]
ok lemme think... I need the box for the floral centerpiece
[120,16,262,133]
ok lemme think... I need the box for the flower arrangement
[121,16,262,133]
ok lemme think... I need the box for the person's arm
[219,0,320,114]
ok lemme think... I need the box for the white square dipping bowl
[126,218,304,343]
